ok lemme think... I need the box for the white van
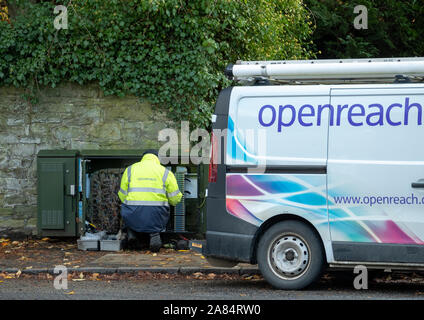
[203,58,424,289]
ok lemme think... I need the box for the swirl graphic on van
[226,174,424,245]
[258,97,423,132]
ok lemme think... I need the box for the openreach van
[201,58,424,290]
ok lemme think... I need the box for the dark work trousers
[121,203,169,234]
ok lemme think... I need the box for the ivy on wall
[0,0,315,128]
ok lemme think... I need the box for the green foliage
[304,0,424,58]
[0,0,314,128]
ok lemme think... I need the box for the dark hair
[142,149,158,158]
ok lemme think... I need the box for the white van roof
[226,57,424,84]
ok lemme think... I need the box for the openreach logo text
[258,97,423,132]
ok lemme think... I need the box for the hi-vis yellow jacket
[118,154,182,207]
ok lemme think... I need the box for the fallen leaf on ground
[90,273,99,280]
[15,270,22,278]
[25,266,32,270]
[41,238,50,241]
[65,291,75,295]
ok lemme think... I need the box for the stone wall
[0,83,172,238]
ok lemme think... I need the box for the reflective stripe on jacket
[118,154,182,207]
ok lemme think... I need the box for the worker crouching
[118,150,182,252]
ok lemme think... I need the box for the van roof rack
[225,57,424,85]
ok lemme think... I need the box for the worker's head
[141,149,159,159]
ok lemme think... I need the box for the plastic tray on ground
[77,239,99,251]
[100,239,122,251]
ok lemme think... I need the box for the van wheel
[257,220,324,290]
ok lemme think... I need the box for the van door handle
[412,181,424,188]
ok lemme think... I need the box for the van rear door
[328,85,424,263]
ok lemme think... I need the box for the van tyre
[257,220,325,290]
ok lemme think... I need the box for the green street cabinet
[37,149,205,237]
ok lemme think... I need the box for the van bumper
[204,195,258,263]
[202,231,254,263]
[189,233,253,263]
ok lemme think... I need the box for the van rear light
[208,132,218,183]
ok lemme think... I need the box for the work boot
[150,233,162,252]
[127,228,138,250]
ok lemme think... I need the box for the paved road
[1,271,424,300]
